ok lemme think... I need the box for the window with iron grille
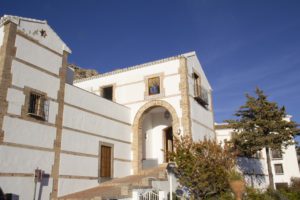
[27,92,48,120]
[193,72,209,107]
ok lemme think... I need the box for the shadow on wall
[0,187,19,200]
[237,157,266,187]
[37,172,50,200]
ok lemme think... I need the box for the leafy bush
[169,135,236,199]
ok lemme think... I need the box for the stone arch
[132,100,180,174]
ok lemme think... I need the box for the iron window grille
[27,92,49,121]
[193,73,209,107]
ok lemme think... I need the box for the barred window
[27,92,48,120]
[193,72,209,107]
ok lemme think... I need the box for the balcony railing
[194,86,209,107]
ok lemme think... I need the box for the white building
[215,117,300,190]
[0,15,298,200]
[0,15,214,200]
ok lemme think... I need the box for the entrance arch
[132,100,180,174]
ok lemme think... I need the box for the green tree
[169,135,235,199]
[226,88,299,190]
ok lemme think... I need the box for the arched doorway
[132,100,180,174]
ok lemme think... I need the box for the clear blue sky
[1,0,300,125]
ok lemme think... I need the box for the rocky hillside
[68,64,99,80]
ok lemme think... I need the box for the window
[271,149,283,159]
[193,72,209,107]
[27,92,47,120]
[148,77,160,95]
[275,182,288,190]
[274,164,284,174]
[101,86,113,101]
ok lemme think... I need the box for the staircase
[58,164,168,200]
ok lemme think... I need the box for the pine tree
[226,88,299,190]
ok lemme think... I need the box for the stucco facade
[215,118,300,190]
[1,15,298,200]
[0,15,214,199]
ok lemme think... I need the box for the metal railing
[139,191,159,200]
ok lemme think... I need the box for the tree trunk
[266,147,275,190]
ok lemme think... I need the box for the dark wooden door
[164,127,173,162]
[100,145,112,178]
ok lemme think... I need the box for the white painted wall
[186,54,215,140]
[11,59,60,99]
[15,35,63,75]
[142,110,172,165]
[3,116,56,149]
[17,19,71,54]
[75,59,183,125]
[216,125,300,189]
[1,17,66,199]
[0,177,53,200]
[59,84,132,196]
[64,84,130,123]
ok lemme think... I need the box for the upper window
[101,86,113,101]
[148,77,160,95]
[274,164,284,174]
[271,149,283,159]
[27,92,47,120]
[193,72,209,107]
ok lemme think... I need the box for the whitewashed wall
[59,85,132,196]
[0,17,68,200]
[15,36,62,75]
[75,59,182,124]
[186,54,215,140]
[142,111,172,165]
[216,125,300,189]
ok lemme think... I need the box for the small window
[275,182,288,190]
[274,164,284,174]
[148,77,160,95]
[27,92,47,120]
[271,149,283,159]
[102,86,113,101]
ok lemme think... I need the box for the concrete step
[59,165,168,200]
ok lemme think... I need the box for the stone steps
[59,164,168,200]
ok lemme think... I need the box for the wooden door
[100,145,112,178]
[164,127,173,162]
